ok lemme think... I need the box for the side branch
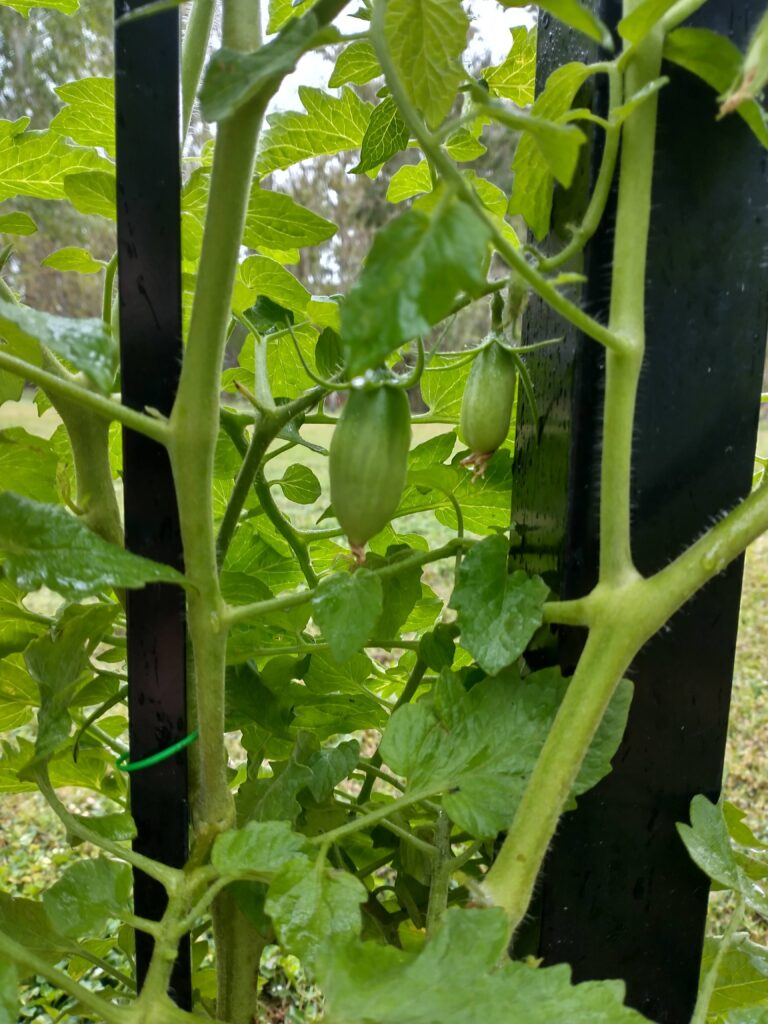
[0,349,169,445]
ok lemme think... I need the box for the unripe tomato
[459,339,516,455]
[329,384,411,555]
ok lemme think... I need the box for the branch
[0,349,169,445]
[370,7,629,357]
[223,539,471,627]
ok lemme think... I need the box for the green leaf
[244,183,337,253]
[240,254,310,312]
[237,732,317,824]
[0,961,17,1024]
[321,906,648,1023]
[41,246,105,274]
[384,0,469,129]
[329,40,381,87]
[678,796,768,916]
[351,97,409,174]
[0,428,60,504]
[0,893,72,961]
[63,169,116,220]
[265,858,367,967]
[341,199,492,374]
[0,492,186,598]
[50,77,115,157]
[212,821,309,878]
[273,463,322,505]
[308,298,341,333]
[42,858,132,938]
[386,160,433,203]
[508,62,594,240]
[611,78,669,125]
[256,86,373,175]
[663,28,768,149]
[444,127,486,162]
[700,934,768,1018]
[268,0,310,32]
[501,0,612,49]
[366,550,422,638]
[312,570,383,662]
[484,27,537,104]
[201,17,338,123]
[449,534,548,675]
[0,211,36,235]
[0,130,110,203]
[0,298,115,392]
[0,0,77,14]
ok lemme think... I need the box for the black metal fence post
[114,2,191,1005]
[512,4,768,1021]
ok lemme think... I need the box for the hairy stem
[181,0,216,136]
[426,812,453,933]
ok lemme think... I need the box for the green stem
[0,350,168,444]
[690,897,745,1024]
[102,252,117,325]
[357,657,427,804]
[311,790,433,847]
[600,25,662,583]
[223,541,470,627]
[426,811,453,933]
[181,0,216,137]
[211,893,268,1024]
[482,626,635,929]
[370,5,628,357]
[257,473,318,585]
[36,769,180,890]
[0,931,131,1024]
[537,66,623,272]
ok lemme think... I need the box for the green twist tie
[116,730,199,773]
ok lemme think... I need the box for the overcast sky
[272,1,535,109]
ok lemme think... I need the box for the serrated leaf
[42,246,105,274]
[268,0,311,33]
[0,0,77,14]
[0,211,36,235]
[384,0,468,129]
[0,492,185,598]
[274,463,322,504]
[0,892,72,961]
[266,858,366,967]
[322,906,648,1024]
[329,40,381,87]
[63,169,116,220]
[444,128,486,161]
[501,0,612,49]
[386,160,433,203]
[449,534,547,675]
[484,27,537,105]
[50,77,115,157]
[352,97,409,174]
[43,858,131,938]
[201,16,337,123]
[341,199,492,374]
[678,796,768,917]
[245,182,337,251]
[0,129,110,203]
[0,428,59,504]
[508,62,593,240]
[212,821,309,877]
[663,28,768,148]
[256,86,373,175]
[312,570,383,662]
[240,254,310,312]
[0,298,115,391]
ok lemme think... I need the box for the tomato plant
[0,0,768,1022]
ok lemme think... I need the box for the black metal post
[114,1,191,1005]
[512,4,768,1021]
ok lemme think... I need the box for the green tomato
[329,384,411,553]
[459,339,517,455]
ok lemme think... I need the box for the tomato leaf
[484,27,537,105]
[449,534,547,675]
[312,570,383,662]
[500,0,612,49]
[42,858,132,938]
[50,77,115,156]
[0,492,186,598]
[0,211,37,235]
[341,199,492,374]
[329,40,381,87]
[0,298,116,392]
[41,246,105,274]
[351,97,409,175]
[212,821,310,878]
[272,464,322,505]
[0,961,17,1024]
